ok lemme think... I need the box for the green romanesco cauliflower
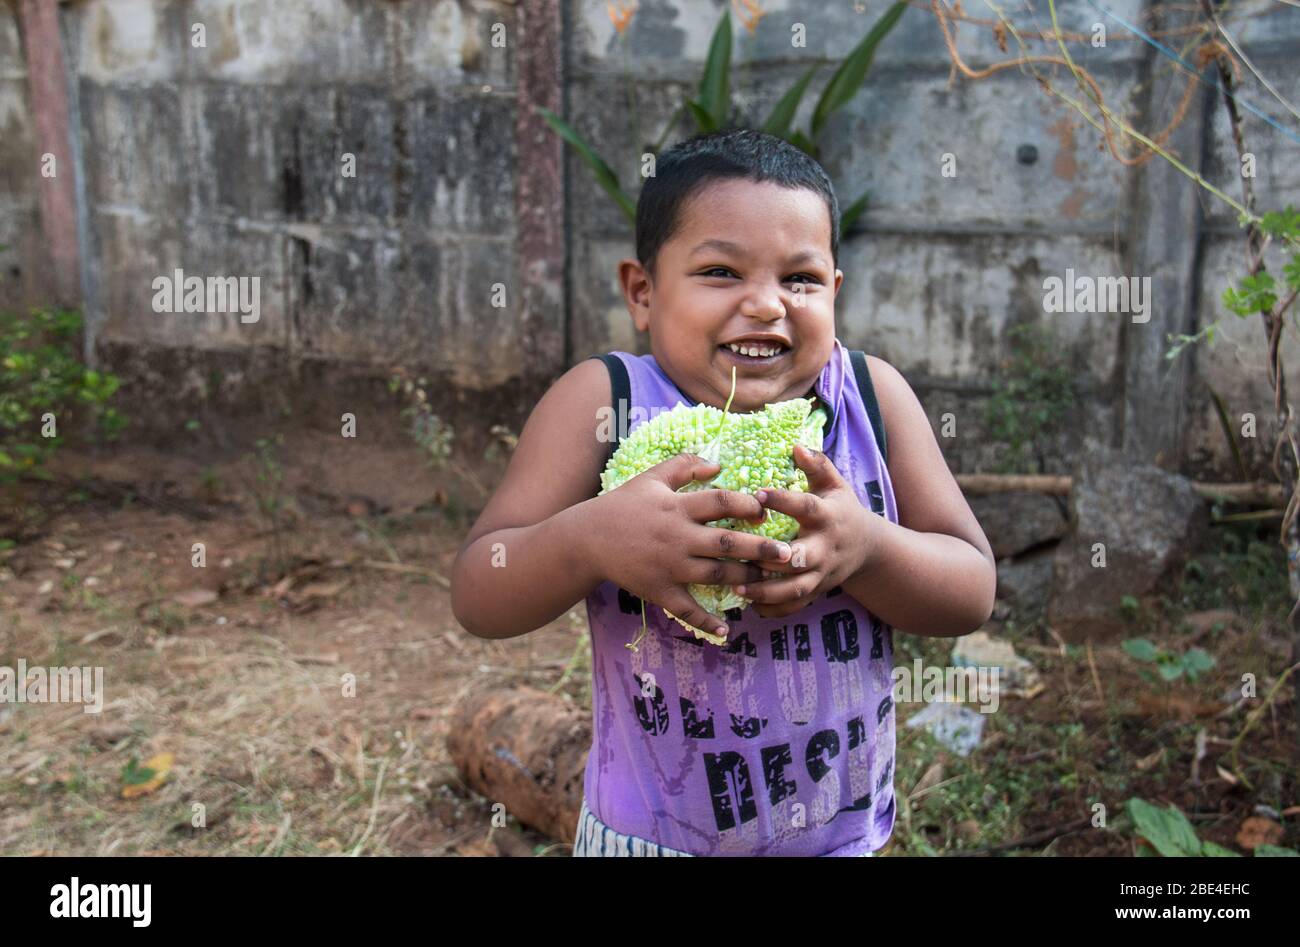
[598,394,828,644]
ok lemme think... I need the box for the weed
[982,323,1076,474]
[0,307,125,484]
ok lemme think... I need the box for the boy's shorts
[571,796,875,857]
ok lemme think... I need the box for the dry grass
[2,437,1295,858]
[0,441,584,856]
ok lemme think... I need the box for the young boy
[451,128,996,856]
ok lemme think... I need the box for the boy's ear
[619,258,652,332]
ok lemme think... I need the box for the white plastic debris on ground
[951,630,1045,700]
[904,701,986,756]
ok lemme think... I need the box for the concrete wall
[3,0,1299,476]
[565,0,1300,478]
[66,0,527,391]
[0,9,54,310]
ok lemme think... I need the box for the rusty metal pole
[16,0,81,307]
[515,0,567,377]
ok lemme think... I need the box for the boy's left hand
[733,445,877,618]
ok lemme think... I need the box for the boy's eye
[700,267,820,284]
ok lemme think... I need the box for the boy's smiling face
[620,178,843,414]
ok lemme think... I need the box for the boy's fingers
[736,574,815,605]
[756,487,822,525]
[679,487,765,525]
[749,561,796,576]
[793,444,844,492]
[686,558,766,587]
[659,588,729,641]
[654,453,721,492]
[691,527,792,564]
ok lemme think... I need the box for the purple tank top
[582,338,899,856]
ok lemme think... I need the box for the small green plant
[0,307,125,483]
[139,601,188,635]
[199,464,223,498]
[1222,207,1300,318]
[484,424,518,465]
[1166,209,1300,365]
[1121,637,1216,683]
[389,367,488,500]
[390,371,453,469]
[1126,798,1297,857]
[119,757,158,787]
[982,323,1076,474]
[536,3,908,234]
[244,434,289,576]
[1181,519,1291,615]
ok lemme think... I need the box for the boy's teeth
[727,342,783,357]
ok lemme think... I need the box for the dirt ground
[1,432,1296,857]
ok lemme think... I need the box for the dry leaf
[908,761,946,800]
[122,752,175,799]
[173,588,217,608]
[1181,609,1240,637]
[269,574,296,598]
[456,838,498,858]
[80,627,123,645]
[294,581,347,601]
[1135,747,1165,771]
[1235,817,1283,850]
[1135,693,1223,720]
[291,652,339,666]
[492,830,536,858]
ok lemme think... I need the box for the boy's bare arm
[450,359,611,640]
[452,359,779,641]
[838,357,997,637]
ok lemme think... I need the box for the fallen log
[954,474,1282,506]
[955,474,1071,496]
[1190,481,1285,505]
[446,685,591,846]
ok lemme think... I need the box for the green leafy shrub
[1121,637,1215,682]
[1126,798,1297,857]
[0,307,125,482]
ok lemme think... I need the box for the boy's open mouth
[718,339,791,365]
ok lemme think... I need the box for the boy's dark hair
[635,128,840,282]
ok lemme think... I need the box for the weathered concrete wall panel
[48,0,528,394]
[403,91,518,233]
[0,13,44,310]
[2,0,1298,478]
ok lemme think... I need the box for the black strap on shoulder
[591,350,887,467]
[849,349,888,467]
[588,353,630,461]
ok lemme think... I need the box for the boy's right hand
[583,453,794,640]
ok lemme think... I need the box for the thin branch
[1212,14,1300,124]
[959,0,1262,222]
[956,817,1094,855]
[1226,662,1300,787]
